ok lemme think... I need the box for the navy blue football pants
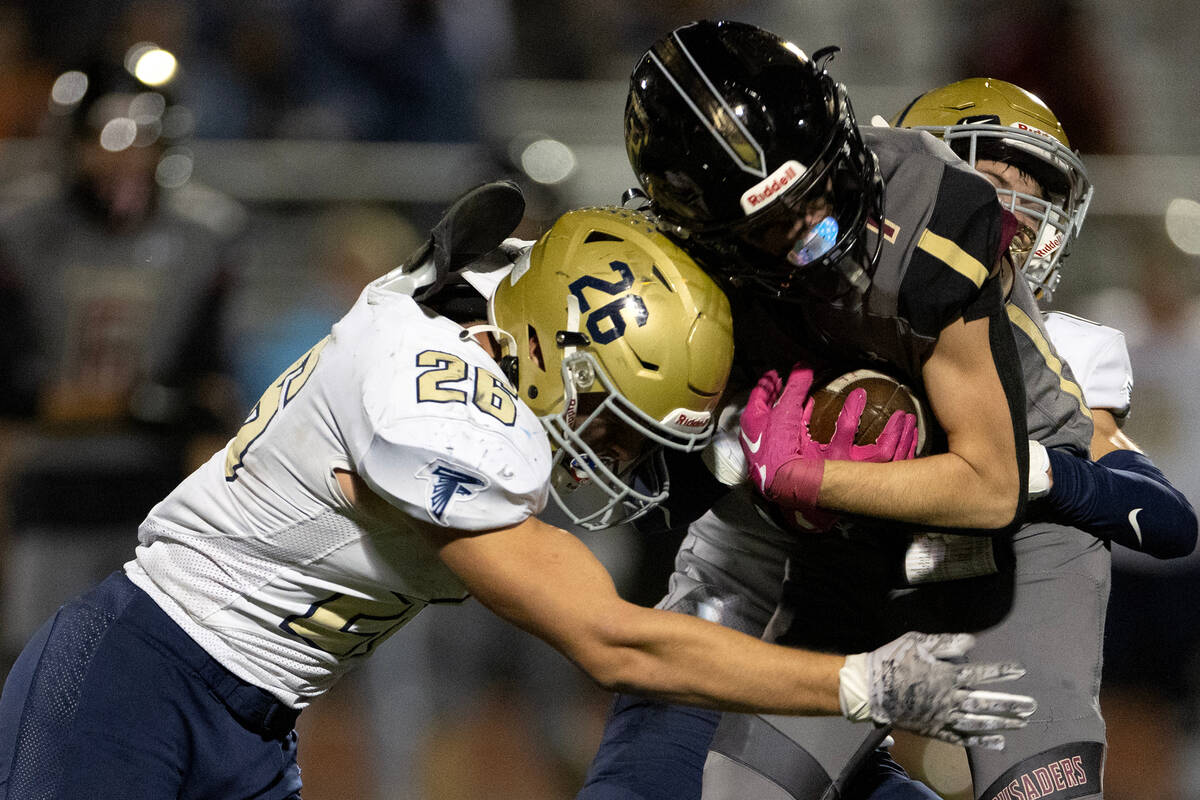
[0,572,303,799]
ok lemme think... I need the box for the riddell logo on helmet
[668,409,710,429]
[1034,232,1063,258]
[740,160,808,214]
[1010,121,1055,141]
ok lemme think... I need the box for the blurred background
[0,1,1197,798]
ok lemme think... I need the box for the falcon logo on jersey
[418,460,488,525]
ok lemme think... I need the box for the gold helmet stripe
[650,33,767,177]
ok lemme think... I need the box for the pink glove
[740,365,819,501]
[740,364,920,514]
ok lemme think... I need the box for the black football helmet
[625,20,883,299]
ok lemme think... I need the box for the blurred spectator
[228,203,422,401]
[0,3,56,138]
[183,0,303,139]
[1081,232,1200,799]
[0,56,244,669]
[952,0,1129,154]
[281,0,511,141]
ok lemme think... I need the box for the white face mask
[539,352,712,531]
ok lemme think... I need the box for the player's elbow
[1150,509,1199,560]
[571,636,649,694]
[960,459,1021,529]
[566,615,673,696]
[986,472,1022,528]
[955,470,1022,532]
[945,437,1021,529]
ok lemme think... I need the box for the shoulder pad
[1044,311,1132,416]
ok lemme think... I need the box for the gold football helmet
[893,78,1093,301]
[489,206,734,529]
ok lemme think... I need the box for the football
[807,368,928,456]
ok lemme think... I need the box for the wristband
[1027,440,1051,500]
[839,652,871,722]
[768,457,825,509]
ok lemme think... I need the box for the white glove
[1027,440,1052,500]
[839,631,1036,750]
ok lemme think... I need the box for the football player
[579,21,1192,800]
[890,76,1199,797]
[0,187,1035,799]
[893,78,1196,561]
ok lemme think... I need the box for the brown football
[807,369,927,455]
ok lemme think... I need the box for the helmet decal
[740,160,810,214]
[650,32,767,177]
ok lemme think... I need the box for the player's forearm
[572,605,844,715]
[811,451,1020,529]
[1042,447,1198,558]
[439,516,845,716]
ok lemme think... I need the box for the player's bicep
[432,515,624,654]
[921,314,1020,491]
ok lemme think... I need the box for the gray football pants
[658,487,1109,800]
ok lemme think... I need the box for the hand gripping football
[807,369,928,456]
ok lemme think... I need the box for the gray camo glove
[839,631,1036,750]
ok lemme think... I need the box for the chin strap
[459,324,517,357]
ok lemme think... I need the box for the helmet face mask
[488,207,734,529]
[541,354,677,530]
[893,78,1094,302]
[625,21,884,300]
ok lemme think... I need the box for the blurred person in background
[0,3,55,139]
[0,52,244,671]
[281,0,510,141]
[229,204,423,401]
[1081,238,1200,799]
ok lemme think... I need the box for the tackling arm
[1032,410,1198,558]
[433,512,846,713]
[1033,313,1197,557]
[338,469,1033,752]
[430,512,1033,746]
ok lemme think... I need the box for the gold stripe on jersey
[1006,303,1093,420]
[917,229,989,287]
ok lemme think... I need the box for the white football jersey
[126,278,551,707]
[1043,311,1133,418]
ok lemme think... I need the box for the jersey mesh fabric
[131,510,415,706]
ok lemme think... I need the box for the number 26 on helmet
[488,207,735,529]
